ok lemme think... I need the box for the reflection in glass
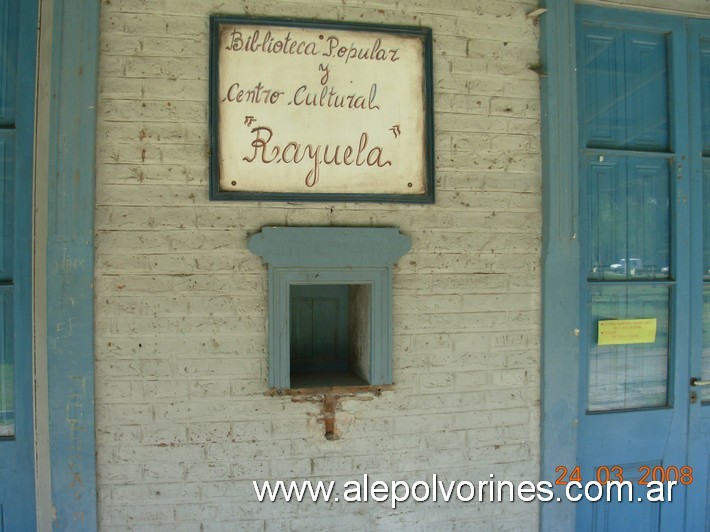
[704,48,710,392]
[587,157,670,280]
[703,288,710,402]
[701,39,710,156]
[704,162,710,280]
[582,28,669,152]
[0,128,12,436]
[588,286,669,411]
[0,1,19,128]
[0,132,14,281]
[0,290,12,437]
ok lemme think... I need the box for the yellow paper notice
[598,319,657,346]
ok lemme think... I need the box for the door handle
[690,377,710,387]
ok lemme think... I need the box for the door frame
[540,0,580,528]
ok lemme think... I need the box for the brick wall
[95,0,542,529]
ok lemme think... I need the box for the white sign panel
[210,18,434,202]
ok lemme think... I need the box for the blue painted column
[46,0,100,529]
[539,0,579,530]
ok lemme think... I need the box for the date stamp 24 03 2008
[555,465,694,486]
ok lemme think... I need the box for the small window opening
[289,284,371,388]
[248,226,411,390]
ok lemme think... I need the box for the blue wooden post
[45,0,100,529]
[539,0,579,530]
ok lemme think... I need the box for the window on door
[580,22,674,413]
[700,35,710,401]
[572,7,710,530]
[0,0,18,439]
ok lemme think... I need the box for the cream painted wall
[89,0,708,530]
[95,0,542,529]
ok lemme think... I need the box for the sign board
[597,319,658,346]
[209,17,434,202]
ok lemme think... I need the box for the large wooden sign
[209,17,434,203]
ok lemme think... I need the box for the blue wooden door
[0,0,37,529]
[576,7,708,530]
[686,19,710,532]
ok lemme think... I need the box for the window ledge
[266,383,394,397]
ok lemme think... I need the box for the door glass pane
[0,129,11,437]
[703,33,710,395]
[587,156,670,280]
[581,26,669,151]
[704,161,710,281]
[0,132,14,281]
[0,1,18,127]
[703,287,710,402]
[0,289,12,437]
[588,285,669,411]
[704,161,710,401]
[700,38,710,155]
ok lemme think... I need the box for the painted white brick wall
[95,0,542,529]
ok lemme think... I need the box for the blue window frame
[248,227,410,389]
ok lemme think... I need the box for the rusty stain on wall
[290,390,381,440]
